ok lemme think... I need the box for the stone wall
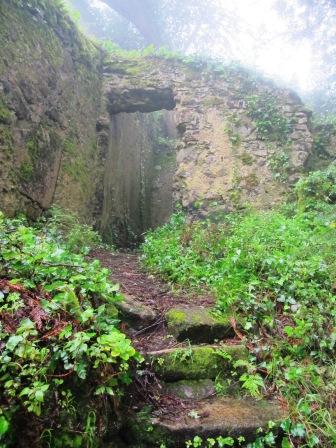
[0,0,103,220]
[0,1,319,245]
[103,56,314,216]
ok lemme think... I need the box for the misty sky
[228,0,313,91]
[91,0,314,92]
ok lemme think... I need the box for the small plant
[246,93,292,143]
[295,162,336,207]
[43,206,107,254]
[267,149,291,181]
[188,410,201,419]
[172,340,193,363]
[214,375,230,396]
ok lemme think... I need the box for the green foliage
[142,170,336,446]
[42,206,108,254]
[246,93,293,143]
[239,152,254,166]
[267,149,291,181]
[225,113,242,148]
[19,160,34,182]
[0,100,13,125]
[185,417,322,447]
[0,211,139,445]
[312,124,335,156]
[62,0,81,26]
[102,40,184,61]
[295,163,336,207]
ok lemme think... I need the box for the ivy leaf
[6,335,23,351]
[281,437,292,448]
[291,423,306,438]
[0,416,9,436]
[75,359,87,379]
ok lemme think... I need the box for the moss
[64,158,88,185]
[26,125,61,163]
[0,126,14,154]
[123,406,174,447]
[19,160,34,182]
[244,173,259,188]
[63,137,77,155]
[166,309,187,325]
[203,96,223,108]
[0,2,64,70]
[0,101,13,125]
[26,136,40,160]
[149,345,248,381]
[240,152,254,166]
[165,306,236,343]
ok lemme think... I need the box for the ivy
[0,212,140,446]
[267,149,291,181]
[246,93,293,143]
[295,162,336,206]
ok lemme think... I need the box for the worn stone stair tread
[115,293,158,330]
[156,397,285,439]
[146,343,248,381]
[125,397,286,447]
[163,379,216,400]
[165,306,236,343]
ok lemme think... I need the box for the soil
[89,249,216,353]
[89,249,214,313]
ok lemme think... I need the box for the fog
[67,0,336,114]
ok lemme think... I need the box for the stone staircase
[118,302,286,447]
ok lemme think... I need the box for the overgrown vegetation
[0,210,139,446]
[246,93,293,143]
[45,206,106,254]
[142,165,336,447]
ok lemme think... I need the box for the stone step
[123,397,286,447]
[146,344,248,381]
[116,294,158,330]
[163,379,216,400]
[165,306,236,343]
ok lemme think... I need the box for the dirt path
[89,249,215,352]
[90,249,214,312]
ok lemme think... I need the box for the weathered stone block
[116,294,157,330]
[123,397,286,447]
[164,379,215,400]
[147,344,248,381]
[165,306,235,343]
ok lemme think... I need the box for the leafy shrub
[142,177,336,446]
[43,206,106,254]
[295,163,336,206]
[0,212,139,446]
[143,209,335,325]
[267,149,290,181]
[246,93,292,143]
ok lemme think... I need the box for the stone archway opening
[99,87,178,247]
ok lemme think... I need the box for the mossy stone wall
[0,0,103,221]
